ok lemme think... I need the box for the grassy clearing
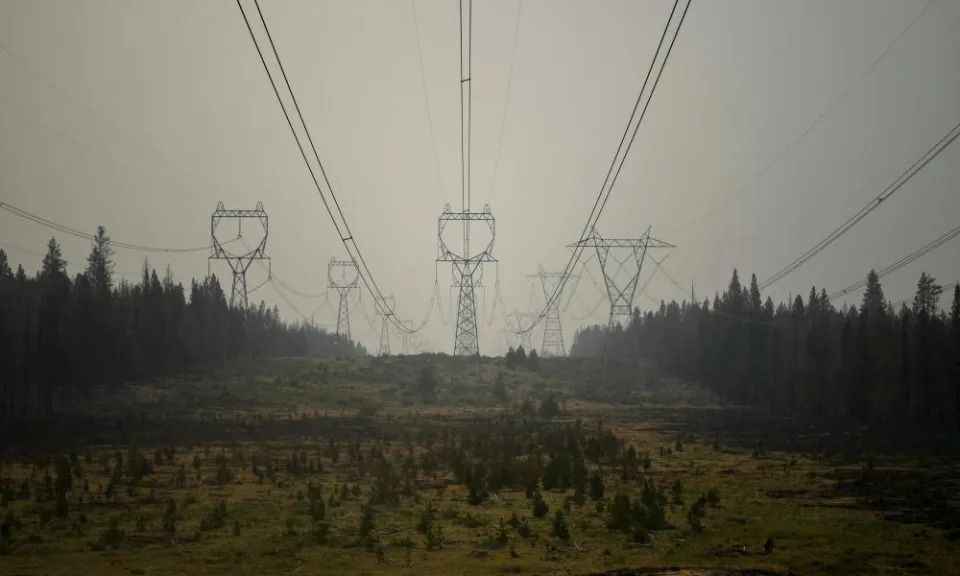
[0,355,957,575]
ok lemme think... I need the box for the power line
[489,0,524,202]
[519,0,691,337]
[236,0,425,336]
[759,119,960,290]
[828,222,960,301]
[0,239,45,258]
[665,0,937,239]
[410,0,446,200]
[267,278,311,324]
[0,200,219,253]
[888,279,959,311]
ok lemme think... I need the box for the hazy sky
[1,0,958,355]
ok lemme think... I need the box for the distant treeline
[571,269,960,434]
[0,227,365,423]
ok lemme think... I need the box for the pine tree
[763,296,775,319]
[912,272,942,317]
[748,274,762,315]
[861,269,885,316]
[85,226,115,298]
[0,249,12,279]
[951,285,960,325]
[40,238,67,279]
[726,270,743,315]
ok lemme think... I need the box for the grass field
[0,355,958,575]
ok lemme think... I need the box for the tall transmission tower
[209,201,269,309]
[528,267,577,357]
[569,228,674,328]
[400,321,422,355]
[510,310,538,351]
[438,204,496,356]
[327,259,359,339]
[437,0,496,357]
[376,295,396,356]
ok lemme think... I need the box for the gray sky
[1,0,958,355]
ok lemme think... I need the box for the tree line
[0,227,365,424]
[571,268,960,434]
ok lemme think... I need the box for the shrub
[417,365,438,401]
[99,516,123,549]
[552,511,570,540]
[307,482,325,521]
[687,495,707,532]
[492,372,508,402]
[589,472,605,502]
[495,517,509,545]
[416,502,435,535]
[215,455,232,485]
[671,480,684,505]
[516,515,532,538]
[200,501,228,531]
[706,487,720,507]
[55,487,68,518]
[306,521,329,545]
[359,504,376,544]
[532,491,549,519]
[538,396,560,419]
[423,523,445,550]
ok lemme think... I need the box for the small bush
[687,494,707,532]
[215,455,232,485]
[495,517,509,545]
[416,502,435,535]
[671,480,683,505]
[532,491,549,519]
[552,511,570,540]
[359,504,376,544]
[99,517,123,549]
[706,487,720,507]
[200,500,228,531]
[306,521,329,545]
[423,523,445,550]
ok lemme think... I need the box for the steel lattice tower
[327,259,359,339]
[569,227,674,328]
[400,321,419,355]
[209,201,270,309]
[376,295,395,356]
[509,311,537,352]
[438,0,496,357]
[438,205,496,356]
[528,267,577,357]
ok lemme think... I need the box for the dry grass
[0,355,957,575]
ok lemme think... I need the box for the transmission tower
[435,0,496,357]
[438,204,496,356]
[569,227,674,328]
[327,259,359,339]
[208,201,269,309]
[509,311,538,352]
[376,295,396,356]
[400,321,420,355]
[528,267,578,357]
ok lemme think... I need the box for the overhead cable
[759,119,960,290]
[236,0,426,335]
[517,0,691,337]
[828,222,960,301]
[0,200,219,253]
